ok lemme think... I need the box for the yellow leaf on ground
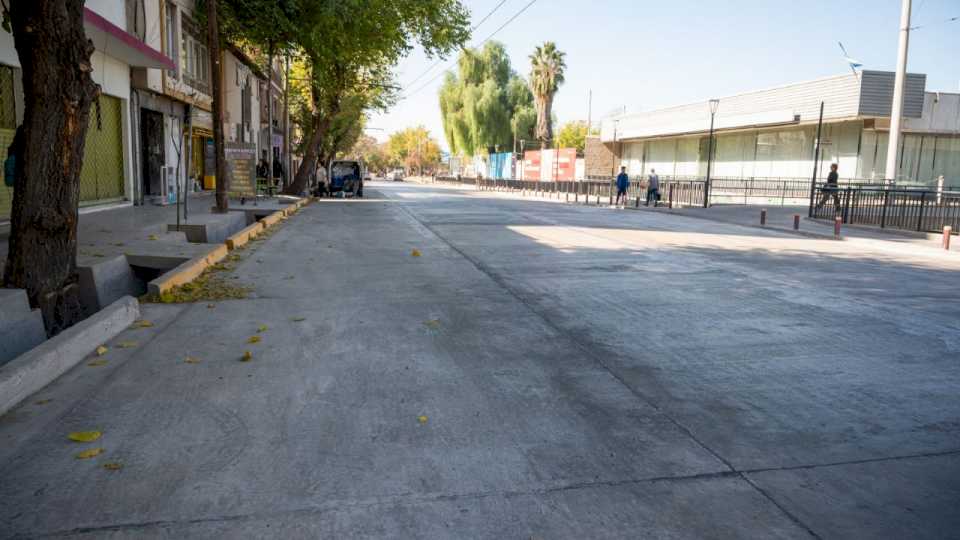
[184,356,200,364]
[423,319,441,329]
[241,351,253,362]
[87,359,108,367]
[103,462,123,471]
[290,317,306,322]
[418,415,428,425]
[147,234,158,241]
[247,335,261,344]
[95,345,108,356]
[207,304,216,309]
[34,399,52,405]
[257,324,268,333]
[68,431,102,442]
[132,319,154,328]
[76,448,104,459]
[411,249,422,257]
[116,341,138,349]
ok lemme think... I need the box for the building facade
[599,71,960,186]
[0,1,173,222]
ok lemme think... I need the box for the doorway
[140,109,164,200]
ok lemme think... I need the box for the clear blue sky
[369,0,959,151]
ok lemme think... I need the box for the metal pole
[185,104,192,221]
[705,112,715,208]
[283,54,291,189]
[267,43,274,192]
[884,0,912,182]
[809,101,825,217]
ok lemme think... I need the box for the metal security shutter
[79,94,124,205]
[0,65,16,220]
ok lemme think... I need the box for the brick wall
[584,136,618,178]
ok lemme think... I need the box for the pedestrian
[256,150,270,181]
[815,163,841,213]
[645,168,660,207]
[615,166,629,206]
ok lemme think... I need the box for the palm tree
[528,42,566,148]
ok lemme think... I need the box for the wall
[584,136,615,178]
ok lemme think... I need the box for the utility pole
[587,89,592,133]
[266,42,274,190]
[885,0,911,183]
[283,53,290,188]
[808,101,825,217]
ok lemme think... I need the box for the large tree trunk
[3,0,99,335]
[284,112,332,195]
[207,0,228,212]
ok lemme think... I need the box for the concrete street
[1,181,959,539]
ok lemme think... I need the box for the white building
[0,1,173,221]
[600,71,960,186]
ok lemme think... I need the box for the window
[164,1,177,78]
[179,15,210,94]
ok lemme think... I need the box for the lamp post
[704,99,720,208]
[611,119,620,176]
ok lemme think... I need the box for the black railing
[810,185,960,233]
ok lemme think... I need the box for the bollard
[944,226,952,250]
[760,209,767,226]
[635,195,640,208]
[793,214,800,230]
[834,216,842,238]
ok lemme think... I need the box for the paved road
[2,182,959,538]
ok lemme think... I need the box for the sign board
[523,150,541,181]
[225,142,256,196]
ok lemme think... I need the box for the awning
[83,8,175,70]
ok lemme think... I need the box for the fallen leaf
[159,292,175,303]
[290,316,306,322]
[103,462,123,471]
[34,398,52,405]
[95,345,108,356]
[113,242,125,247]
[87,359,108,367]
[76,448,104,460]
[247,335,261,344]
[284,275,295,280]
[417,415,428,425]
[184,356,201,364]
[147,234,159,241]
[257,324,268,333]
[423,319,441,329]
[207,304,216,309]
[132,319,154,328]
[241,351,253,362]
[68,431,102,443]
[411,249,422,257]
[115,341,138,349]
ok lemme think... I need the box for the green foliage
[555,120,589,154]
[529,41,566,146]
[388,126,441,172]
[439,41,535,157]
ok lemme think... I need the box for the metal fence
[810,185,960,233]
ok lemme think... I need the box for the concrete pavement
[1,182,958,538]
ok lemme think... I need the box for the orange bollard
[834,216,842,238]
[944,226,952,250]
[793,214,800,230]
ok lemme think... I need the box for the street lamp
[612,119,620,176]
[704,98,720,208]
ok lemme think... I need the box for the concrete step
[0,292,46,366]
[0,288,32,324]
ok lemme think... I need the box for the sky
[368,0,960,151]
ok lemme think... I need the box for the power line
[909,14,958,30]
[401,0,509,89]
[400,0,539,101]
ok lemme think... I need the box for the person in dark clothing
[256,150,269,180]
[615,166,629,206]
[816,163,841,212]
[645,168,660,207]
[272,158,285,188]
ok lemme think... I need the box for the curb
[225,221,264,250]
[0,296,140,416]
[147,244,229,296]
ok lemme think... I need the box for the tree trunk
[284,111,333,195]
[207,0,228,212]
[266,42,273,193]
[2,0,98,335]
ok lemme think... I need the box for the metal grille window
[0,65,16,130]
[79,95,124,204]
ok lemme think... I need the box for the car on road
[391,169,404,182]
[328,160,365,198]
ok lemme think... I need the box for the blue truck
[327,160,365,198]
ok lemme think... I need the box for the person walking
[615,166,629,206]
[645,168,660,207]
[816,163,841,213]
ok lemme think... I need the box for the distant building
[599,71,960,185]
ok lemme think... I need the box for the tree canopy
[439,41,535,158]
[555,120,589,154]
[388,126,441,173]
[529,41,566,147]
